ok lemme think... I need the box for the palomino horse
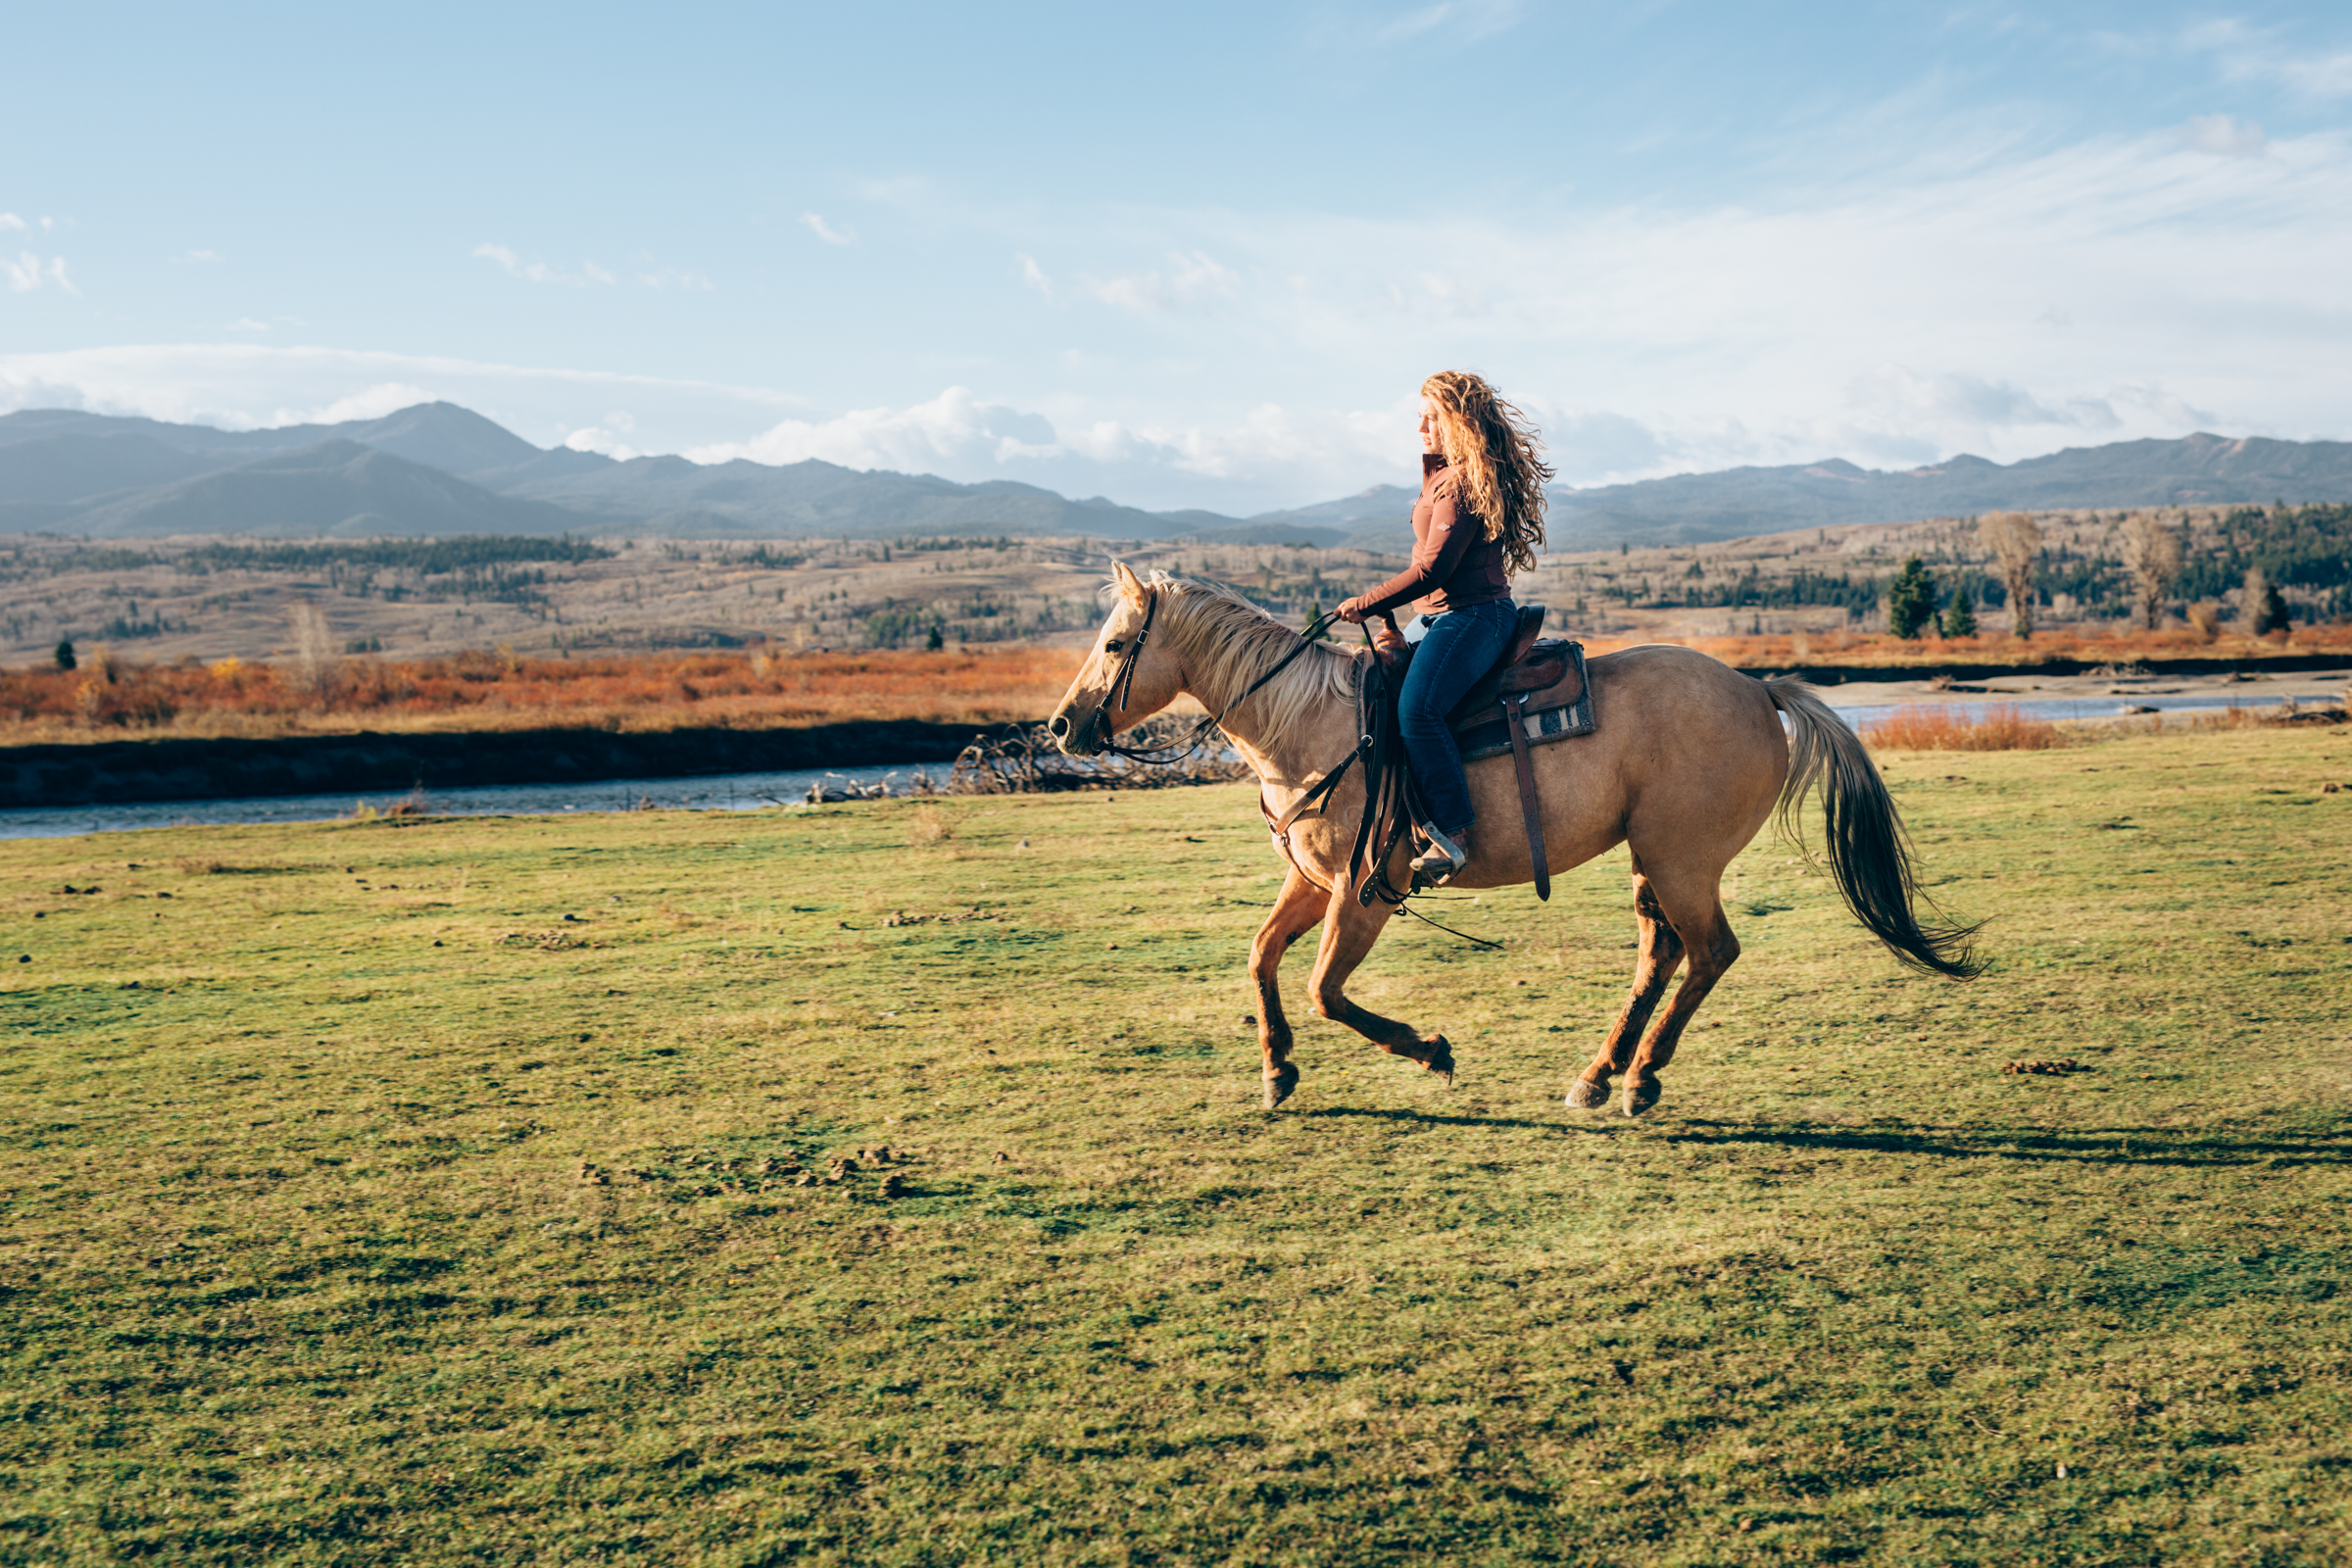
[1049,564,1982,1116]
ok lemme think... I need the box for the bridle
[1094,587,1340,764]
[1095,585,1401,896]
[1093,584,1500,948]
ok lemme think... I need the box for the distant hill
[496,452,1244,540]
[0,404,1251,540]
[67,441,594,539]
[1234,483,1422,550]
[2,403,2349,547]
[0,430,215,505]
[0,401,542,475]
[1551,433,2352,545]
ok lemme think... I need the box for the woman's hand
[1335,598,1368,624]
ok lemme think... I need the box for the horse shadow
[1300,1106,2351,1169]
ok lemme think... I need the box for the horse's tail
[1764,676,1985,980]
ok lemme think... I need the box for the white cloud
[226,318,271,333]
[274,382,443,425]
[689,386,1062,470]
[1032,119,2352,488]
[562,409,642,459]
[1016,252,1054,299]
[564,425,639,460]
[475,243,563,284]
[1075,250,1240,312]
[4,253,75,294]
[2182,19,2352,98]
[474,242,710,292]
[1849,367,2109,432]
[2180,113,2267,158]
[803,213,855,246]
[173,247,226,264]
[0,344,802,461]
[1366,0,1523,47]
[636,266,714,292]
[472,243,617,287]
[0,214,24,232]
[680,385,1421,511]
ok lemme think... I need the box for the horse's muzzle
[1052,707,1105,758]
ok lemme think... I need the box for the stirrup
[1409,824,1468,881]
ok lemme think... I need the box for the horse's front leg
[1251,866,1330,1108]
[1308,877,1454,1086]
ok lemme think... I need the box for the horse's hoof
[1565,1077,1610,1110]
[1421,1036,1455,1088]
[1264,1064,1299,1110]
[1622,1081,1662,1118]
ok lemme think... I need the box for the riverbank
[1744,650,2352,684]
[0,719,978,808]
[9,652,2349,809]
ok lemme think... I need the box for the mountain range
[3,402,2349,548]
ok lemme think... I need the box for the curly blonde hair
[1423,370,1552,575]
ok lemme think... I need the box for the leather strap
[1504,694,1550,902]
[1266,749,1360,837]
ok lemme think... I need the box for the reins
[1099,585,1501,949]
[1098,591,1342,764]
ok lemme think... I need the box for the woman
[1337,370,1552,881]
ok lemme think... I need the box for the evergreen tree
[1939,588,1978,638]
[1886,557,1937,640]
[2253,577,2293,635]
[925,622,945,651]
[53,639,75,671]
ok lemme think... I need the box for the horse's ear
[1111,561,1149,609]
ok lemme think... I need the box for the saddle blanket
[1449,637,1596,763]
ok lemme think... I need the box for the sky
[5,0,2350,515]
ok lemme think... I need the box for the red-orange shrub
[1860,704,2063,751]
[0,645,1091,742]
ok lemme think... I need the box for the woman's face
[1418,396,1442,455]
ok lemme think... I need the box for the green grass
[3,726,2349,1566]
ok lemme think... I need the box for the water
[0,760,938,841]
[0,688,2335,840]
[1825,690,2340,727]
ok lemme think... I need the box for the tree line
[1879,509,2304,641]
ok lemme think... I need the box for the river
[0,691,2331,840]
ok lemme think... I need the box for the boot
[1410,824,1469,883]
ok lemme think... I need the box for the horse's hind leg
[1620,877,1741,1118]
[1309,884,1454,1085]
[1251,867,1330,1109]
[1567,863,1685,1109]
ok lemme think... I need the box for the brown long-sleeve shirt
[1355,454,1511,617]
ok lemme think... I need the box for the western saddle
[1402,605,1595,901]
[1260,606,1595,906]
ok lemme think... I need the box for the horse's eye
[1104,639,1123,653]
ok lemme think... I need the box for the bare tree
[286,601,339,700]
[1977,511,2043,639]
[2118,512,2184,630]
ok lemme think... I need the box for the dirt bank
[0,720,979,808]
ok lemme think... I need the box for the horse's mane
[1139,571,1355,747]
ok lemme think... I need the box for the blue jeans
[1396,599,1516,837]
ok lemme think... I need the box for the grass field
[3,724,2349,1564]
